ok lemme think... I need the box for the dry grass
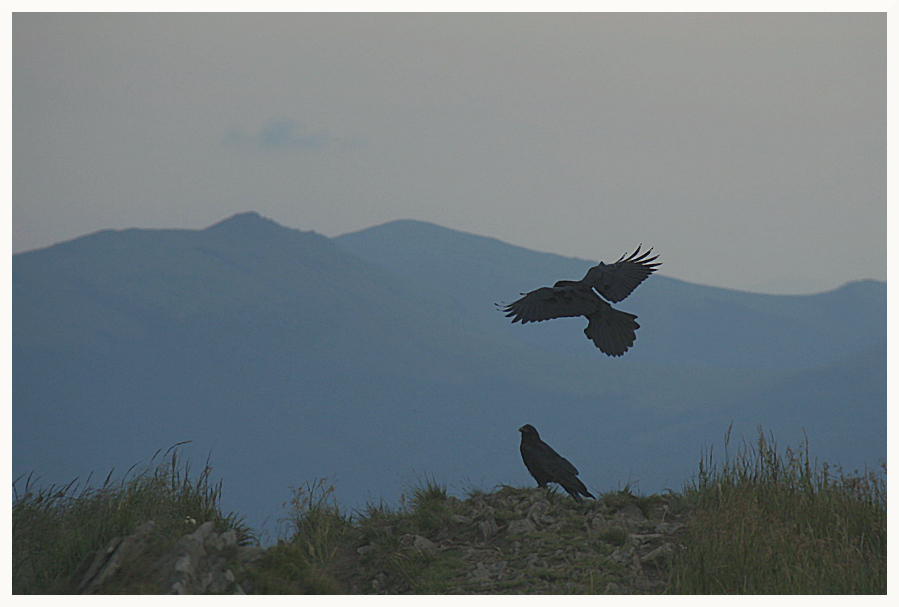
[12,443,250,594]
[668,426,886,594]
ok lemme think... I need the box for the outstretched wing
[499,286,598,324]
[582,245,661,303]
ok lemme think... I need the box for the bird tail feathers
[584,307,640,357]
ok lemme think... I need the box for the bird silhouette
[498,246,660,356]
[519,424,594,502]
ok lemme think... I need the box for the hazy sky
[12,12,886,293]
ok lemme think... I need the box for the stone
[71,518,258,594]
[478,518,498,539]
[614,503,646,521]
[220,529,238,547]
[470,561,492,583]
[640,543,674,567]
[611,545,637,564]
[591,514,610,531]
[411,535,437,554]
[74,520,157,594]
[506,518,536,536]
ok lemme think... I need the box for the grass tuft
[407,477,451,538]
[13,428,886,594]
[668,425,886,594]
[283,478,352,565]
[12,443,250,594]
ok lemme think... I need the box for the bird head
[519,424,539,439]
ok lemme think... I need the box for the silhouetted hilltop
[13,213,885,533]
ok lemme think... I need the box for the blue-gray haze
[12,13,886,295]
[12,213,886,538]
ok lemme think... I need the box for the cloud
[223,118,351,153]
[257,119,329,151]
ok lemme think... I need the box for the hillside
[14,433,886,594]
[333,219,886,369]
[12,212,886,535]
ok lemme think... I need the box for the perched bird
[498,246,660,356]
[518,424,594,502]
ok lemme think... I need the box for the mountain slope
[13,213,886,535]
[334,219,886,369]
[13,212,636,529]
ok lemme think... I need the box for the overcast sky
[12,12,886,294]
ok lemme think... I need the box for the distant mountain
[13,212,886,537]
[334,219,886,369]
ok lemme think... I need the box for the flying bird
[519,424,594,502]
[498,246,660,356]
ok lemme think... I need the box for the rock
[477,504,496,520]
[470,561,492,583]
[72,519,256,594]
[411,535,437,554]
[630,533,663,545]
[399,533,438,554]
[74,520,157,593]
[506,518,537,536]
[220,529,237,546]
[614,503,646,521]
[640,543,674,567]
[526,502,555,526]
[67,485,695,595]
[611,545,638,565]
[478,518,498,539]
[656,521,685,535]
[590,514,610,532]
[371,571,387,592]
[604,581,623,594]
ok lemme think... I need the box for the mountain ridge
[333,218,885,369]
[13,212,886,534]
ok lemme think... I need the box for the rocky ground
[342,486,687,594]
[71,486,689,594]
[69,519,265,594]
